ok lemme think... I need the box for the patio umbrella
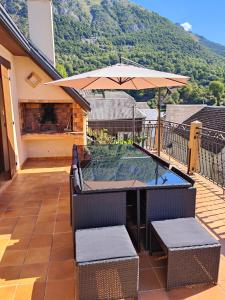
[45,63,189,155]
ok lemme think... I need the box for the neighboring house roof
[135,102,150,109]
[0,4,90,111]
[166,104,206,124]
[182,106,225,132]
[86,91,145,121]
[176,106,225,154]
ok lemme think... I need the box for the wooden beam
[0,56,11,69]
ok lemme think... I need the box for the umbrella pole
[157,88,161,156]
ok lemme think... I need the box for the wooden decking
[0,158,224,299]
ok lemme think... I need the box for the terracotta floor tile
[33,222,55,234]
[57,207,70,215]
[39,208,57,215]
[29,234,53,248]
[197,285,225,300]
[6,237,31,250]
[14,282,46,300]
[12,224,34,235]
[11,231,33,241]
[20,207,40,217]
[52,232,73,248]
[0,217,18,227]
[139,268,162,291]
[219,280,225,290]
[48,259,75,280]
[0,225,16,235]
[0,266,22,285]
[0,285,17,300]
[0,249,26,266]
[24,247,51,264]
[139,253,152,270]
[45,278,75,300]
[23,200,42,208]
[153,267,167,288]
[139,290,169,300]
[20,263,48,283]
[218,256,225,281]
[50,246,74,261]
[166,286,205,300]
[54,221,71,233]
[0,238,10,250]
[36,214,56,223]
[16,216,37,226]
[3,209,22,218]
[56,213,70,222]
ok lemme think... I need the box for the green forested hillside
[1,0,225,105]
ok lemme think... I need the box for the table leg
[137,190,140,251]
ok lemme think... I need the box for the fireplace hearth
[20,103,73,134]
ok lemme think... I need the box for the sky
[131,0,225,45]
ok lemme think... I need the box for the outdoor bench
[149,217,221,290]
[75,225,139,300]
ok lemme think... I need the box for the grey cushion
[76,225,137,263]
[152,218,219,248]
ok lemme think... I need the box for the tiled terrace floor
[0,159,225,299]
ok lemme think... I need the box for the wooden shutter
[0,64,16,178]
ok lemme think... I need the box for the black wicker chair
[145,187,196,248]
[72,191,127,232]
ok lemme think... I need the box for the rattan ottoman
[149,218,221,290]
[75,225,139,300]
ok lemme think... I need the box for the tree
[56,63,68,78]
[209,81,225,106]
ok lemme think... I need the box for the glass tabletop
[74,144,191,191]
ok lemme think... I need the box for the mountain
[1,0,225,105]
[194,34,225,58]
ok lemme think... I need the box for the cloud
[180,22,192,32]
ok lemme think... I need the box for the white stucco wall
[23,135,82,158]
[0,45,27,168]
[14,56,71,102]
[0,45,84,168]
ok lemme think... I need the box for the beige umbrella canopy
[45,63,189,156]
[46,63,189,90]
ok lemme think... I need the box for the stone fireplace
[20,103,73,134]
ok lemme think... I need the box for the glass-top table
[73,144,191,192]
[71,143,194,250]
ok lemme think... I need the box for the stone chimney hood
[27,0,56,66]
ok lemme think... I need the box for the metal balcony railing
[87,120,225,188]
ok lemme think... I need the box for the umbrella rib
[108,77,121,84]
[81,78,100,89]
[123,77,135,84]
[131,79,139,90]
[165,78,186,85]
[107,77,135,85]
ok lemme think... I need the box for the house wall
[22,134,84,158]
[0,45,27,168]
[0,45,86,169]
